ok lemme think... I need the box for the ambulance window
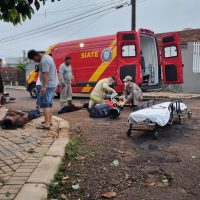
[122,45,136,57]
[123,34,135,40]
[163,36,175,44]
[164,46,178,58]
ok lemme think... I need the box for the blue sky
[0,0,199,58]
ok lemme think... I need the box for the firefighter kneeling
[89,77,117,109]
[121,76,143,110]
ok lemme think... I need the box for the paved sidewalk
[0,107,70,200]
[143,92,200,99]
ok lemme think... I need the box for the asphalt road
[4,89,85,114]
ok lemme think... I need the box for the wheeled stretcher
[127,100,192,138]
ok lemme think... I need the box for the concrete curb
[4,85,26,90]
[14,116,70,200]
[14,184,48,200]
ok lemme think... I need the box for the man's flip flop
[36,124,50,130]
[41,121,53,126]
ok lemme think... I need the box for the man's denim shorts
[40,87,56,108]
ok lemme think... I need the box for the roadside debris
[60,193,67,199]
[161,178,170,187]
[72,183,80,190]
[111,160,119,166]
[76,156,86,161]
[101,191,117,199]
[192,155,197,159]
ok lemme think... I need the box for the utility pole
[131,0,136,31]
[22,50,26,62]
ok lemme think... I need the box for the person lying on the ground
[89,77,117,109]
[121,76,143,110]
[0,109,28,129]
[58,104,82,114]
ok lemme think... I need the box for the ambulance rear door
[117,31,141,85]
[161,32,183,84]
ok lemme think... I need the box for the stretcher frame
[127,99,192,138]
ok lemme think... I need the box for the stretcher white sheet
[128,102,187,127]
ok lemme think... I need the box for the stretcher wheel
[179,116,183,125]
[188,111,192,119]
[127,130,132,137]
[153,131,159,139]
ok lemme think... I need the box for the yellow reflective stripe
[82,87,92,93]
[82,39,117,92]
[45,44,56,55]
[27,71,37,84]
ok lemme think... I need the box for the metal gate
[193,42,200,73]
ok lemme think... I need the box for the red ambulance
[26,29,183,98]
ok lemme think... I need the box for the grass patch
[65,138,79,161]
[48,160,65,198]
[48,138,81,199]
[84,146,102,157]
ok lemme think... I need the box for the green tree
[0,0,60,25]
[15,61,27,73]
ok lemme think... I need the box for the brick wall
[0,67,25,86]
[156,28,200,46]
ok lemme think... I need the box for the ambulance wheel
[188,111,192,119]
[29,84,37,99]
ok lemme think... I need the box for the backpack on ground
[89,104,110,118]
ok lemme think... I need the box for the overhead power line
[8,10,112,47]
[36,0,117,16]
[0,1,130,44]
[1,7,119,49]
[0,0,127,43]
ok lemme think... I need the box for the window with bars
[193,42,200,73]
